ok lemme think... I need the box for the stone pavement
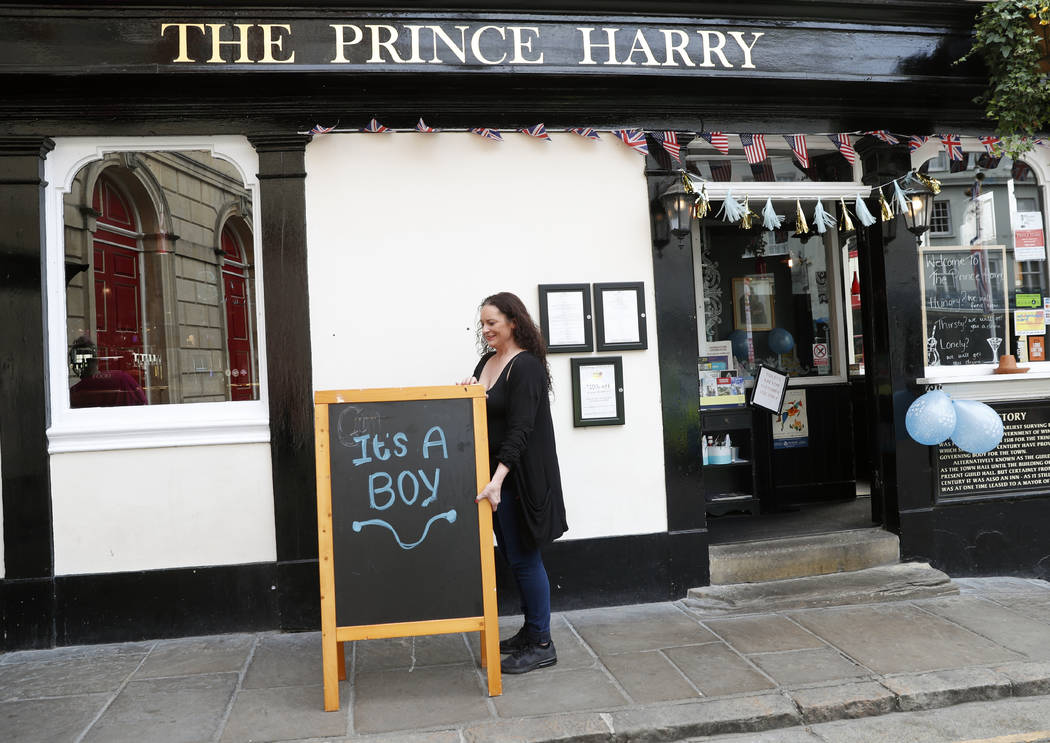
[1,577,1049,743]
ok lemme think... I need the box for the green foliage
[961,0,1050,156]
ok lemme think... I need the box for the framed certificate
[749,364,789,414]
[570,357,625,427]
[594,282,647,351]
[538,284,593,353]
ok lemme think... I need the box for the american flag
[658,131,682,162]
[309,123,336,135]
[613,129,649,155]
[909,135,930,152]
[739,133,767,165]
[784,134,809,169]
[709,160,733,181]
[569,127,601,140]
[700,131,730,155]
[939,134,964,161]
[979,135,1001,154]
[416,118,436,133]
[362,118,390,133]
[865,130,900,145]
[519,123,551,141]
[829,134,856,164]
[751,161,776,182]
[471,128,503,142]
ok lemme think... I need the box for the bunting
[569,127,601,140]
[519,123,551,141]
[939,134,964,161]
[830,134,856,164]
[740,134,767,165]
[658,131,683,162]
[309,123,336,135]
[362,118,390,133]
[979,135,1001,154]
[470,127,503,141]
[784,134,809,169]
[700,131,730,155]
[416,118,437,133]
[909,135,930,152]
[612,129,649,155]
[865,130,900,145]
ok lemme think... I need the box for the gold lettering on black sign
[938,409,1050,497]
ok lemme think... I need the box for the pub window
[63,151,260,407]
[46,138,268,452]
[919,147,1048,372]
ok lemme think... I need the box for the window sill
[916,369,1050,402]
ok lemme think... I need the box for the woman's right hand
[459,376,478,386]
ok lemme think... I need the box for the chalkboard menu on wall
[314,386,501,711]
[936,401,1050,499]
[919,246,1009,366]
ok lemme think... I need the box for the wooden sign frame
[313,384,501,711]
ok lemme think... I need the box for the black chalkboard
[327,397,483,626]
[920,246,1009,366]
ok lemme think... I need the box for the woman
[463,291,568,675]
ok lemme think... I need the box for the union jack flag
[700,131,730,155]
[909,135,930,152]
[416,118,437,133]
[709,160,733,182]
[784,134,809,169]
[865,130,900,145]
[309,123,336,135]
[470,128,503,142]
[362,118,390,133]
[740,133,767,165]
[979,135,1001,154]
[612,129,649,155]
[569,127,601,140]
[658,131,682,162]
[939,134,964,161]
[1035,138,1049,147]
[519,123,551,141]
[829,134,856,164]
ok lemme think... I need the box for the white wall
[51,443,276,574]
[305,132,667,540]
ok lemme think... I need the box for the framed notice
[594,282,648,351]
[732,275,775,332]
[538,283,593,353]
[571,356,625,426]
[749,364,789,414]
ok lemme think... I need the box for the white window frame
[44,136,269,453]
[929,200,953,236]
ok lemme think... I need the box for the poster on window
[1014,212,1046,262]
[771,390,808,449]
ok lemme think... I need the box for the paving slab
[788,603,1021,674]
[917,596,1050,660]
[601,650,700,704]
[81,672,238,743]
[609,693,800,741]
[0,640,154,665]
[0,652,145,700]
[748,647,869,686]
[353,636,414,673]
[463,712,612,742]
[995,660,1050,697]
[986,595,1050,624]
[881,666,1013,711]
[689,729,823,742]
[702,615,826,655]
[0,693,111,743]
[663,643,776,696]
[134,633,255,679]
[352,663,491,734]
[565,604,717,655]
[352,732,462,743]
[242,631,322,689]
[493,666,627,717]
[219,683,350,742]
[788,680,896,723]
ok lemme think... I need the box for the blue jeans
[492,479,551,643]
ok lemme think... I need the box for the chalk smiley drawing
[353,509,458,550]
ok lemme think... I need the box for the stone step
[709,527,900,585]
[682,562,959,616]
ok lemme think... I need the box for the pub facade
[3,0,1049,650]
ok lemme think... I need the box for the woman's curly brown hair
[476,291,552,390]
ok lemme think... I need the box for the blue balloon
[950,399,1004,454]
[905,389,956,446]
[768,328,795,354]
[729,329,750,359]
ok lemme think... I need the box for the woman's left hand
[476,479,501,512]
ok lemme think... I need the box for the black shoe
[499,627,530,654]
[501,641,557,674]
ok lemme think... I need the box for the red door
[92,178,145,388]
[222,226,254,401]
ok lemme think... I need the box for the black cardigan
[473,351,568,547]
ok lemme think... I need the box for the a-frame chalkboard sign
[313,385,501,711]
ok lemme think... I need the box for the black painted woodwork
[248,134,318,631]
[0,138,55,650]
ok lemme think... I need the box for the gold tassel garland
[740,196,757,230]
[795,200,809,234]
[878,187,894,221]
[839,197,855,235]
[913,171,942,195]
[693,183,711,219]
